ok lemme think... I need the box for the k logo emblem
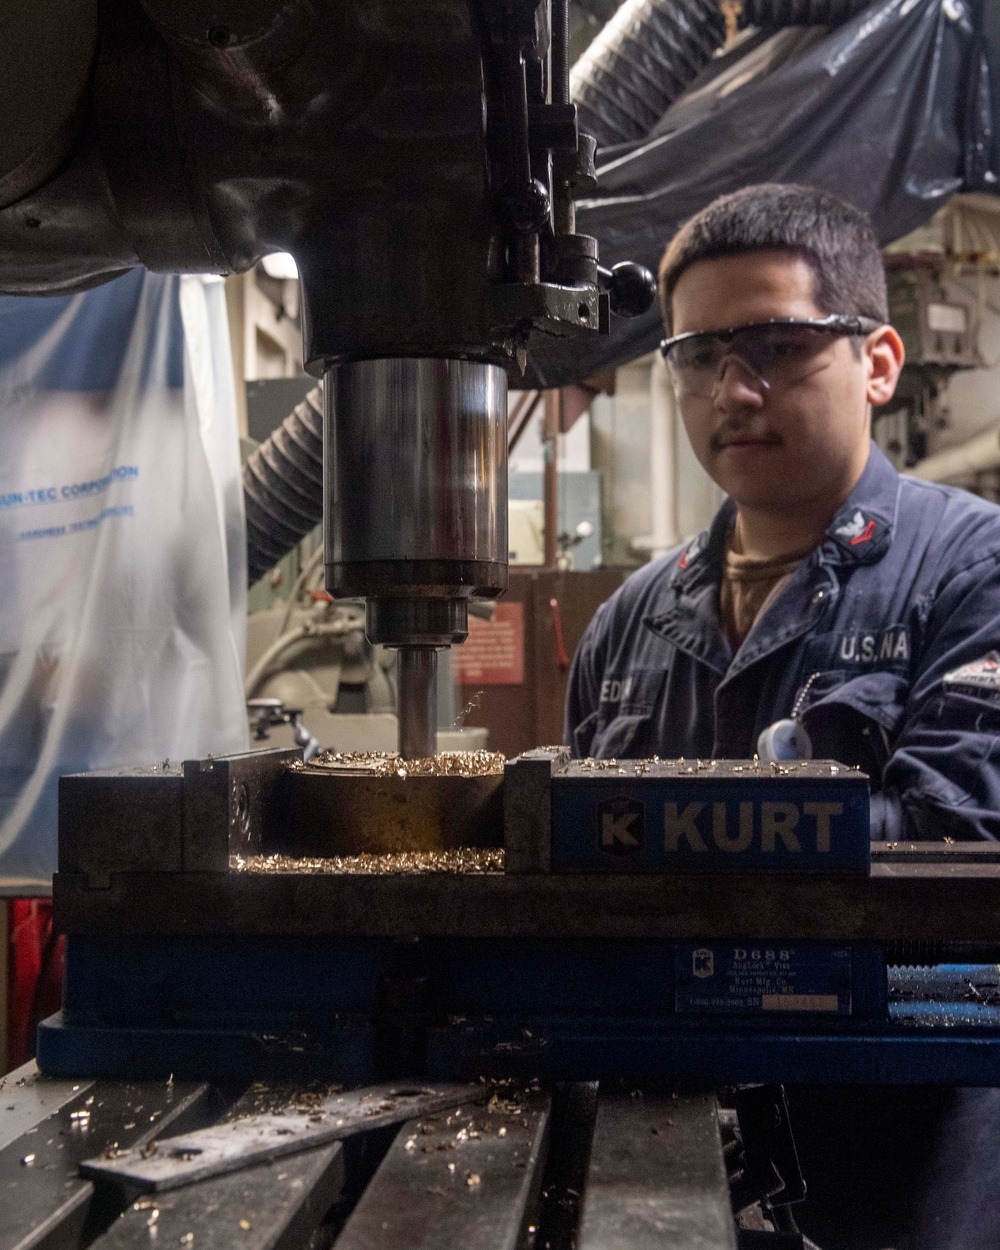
[693,948,714,979]
[597,796,644,856]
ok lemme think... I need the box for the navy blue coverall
[566,445,1000,840]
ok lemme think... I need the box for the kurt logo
[598,797,645,856]
[693,949,714,979]
[834,509,876,546]
[663,800,844,854]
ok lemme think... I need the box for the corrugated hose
[570,0,876,149]
[244,384,324,585]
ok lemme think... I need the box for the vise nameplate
[549,759,869,873]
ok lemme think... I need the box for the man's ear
[865,325,905,408]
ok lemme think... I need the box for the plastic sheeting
[0,270,249,891]
[527,0,999,386]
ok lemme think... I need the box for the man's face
[669,251,893,513]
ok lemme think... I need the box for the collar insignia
[834,509,876,546]
[677,531,706,571]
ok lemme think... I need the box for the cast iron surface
[0,1070,214,1250]
[88,1143,344,1250]
[51,862,1000,942]
[334,1095,551,1250]
[577,1094,737,1250]
[0,1067,94,1154]
[0,1071,740,1250]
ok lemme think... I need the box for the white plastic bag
[0,269,249,891]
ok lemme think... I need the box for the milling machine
[5,4,1000,1248]
[0,0,655,759]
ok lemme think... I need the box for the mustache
[710,426,783,453]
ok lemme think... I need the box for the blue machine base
[37,1012,1000,1086]
[38,934,1000,1086]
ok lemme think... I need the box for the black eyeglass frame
[659,314,885,360]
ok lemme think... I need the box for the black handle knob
[600,261,657,318]
[502,178,551,234]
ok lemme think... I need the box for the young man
[566,182,1000,841]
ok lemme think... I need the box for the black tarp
[526,0,998,387]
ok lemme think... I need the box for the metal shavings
[569,757,850,779]
[232,848,504,875]
[294,749,505,779]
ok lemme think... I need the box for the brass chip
[294,749,505,779]
[231,848,504,876]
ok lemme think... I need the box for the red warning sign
[455,601,525,685]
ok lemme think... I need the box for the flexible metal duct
[244,384,324,584]
[571,0,727,148]
[742,0,872,24]
[570,0,875,148]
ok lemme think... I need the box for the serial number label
[674,945,852,1016]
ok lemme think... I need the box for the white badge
[757,718,813,763]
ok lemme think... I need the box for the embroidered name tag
[598,669,666,713]
[804,626,910,670]
[837,627,910,664]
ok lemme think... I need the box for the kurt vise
[40,747,1000,1087]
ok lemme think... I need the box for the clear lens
[666,323,839,397]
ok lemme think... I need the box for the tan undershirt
[719,523,814,651]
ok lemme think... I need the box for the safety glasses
[659,315,883,398]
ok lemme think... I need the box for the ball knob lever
[598,261,657,318]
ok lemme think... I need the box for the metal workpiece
[276,754,505,857]
[397,648,439,761]
[577,1094,737,1250]
[82,1083,481,1193]
[78,1075,348,1250]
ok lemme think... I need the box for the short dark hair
[658,183,888,332]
